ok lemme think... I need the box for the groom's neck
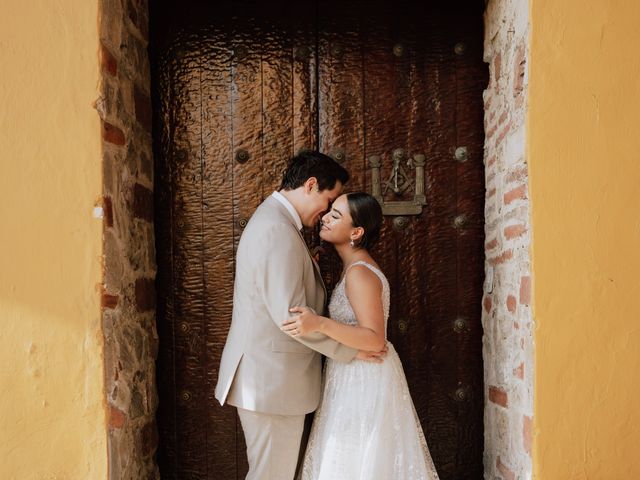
[279,188,304,218]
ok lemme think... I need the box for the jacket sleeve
[258,224,357,363]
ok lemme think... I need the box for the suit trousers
[237,408,306,480]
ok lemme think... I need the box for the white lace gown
[300,261,440,480]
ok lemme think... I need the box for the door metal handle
[369,148,427,216]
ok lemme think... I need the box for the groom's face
[300,180,343,228]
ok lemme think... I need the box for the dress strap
[345,260,376,272]
[343,261,387,286]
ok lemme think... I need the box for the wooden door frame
[98,1,533,479]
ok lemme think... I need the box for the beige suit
[215,194,357,479]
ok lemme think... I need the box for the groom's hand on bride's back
[356,343,388,363]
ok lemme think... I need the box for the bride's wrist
[317,315,327,333]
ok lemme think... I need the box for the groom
[215,151,382,479]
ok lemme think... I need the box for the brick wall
[482,1,533,479]
[97,0,159,478]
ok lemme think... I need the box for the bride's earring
[349,239,355,247]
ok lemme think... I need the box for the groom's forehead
[329,182,344,201]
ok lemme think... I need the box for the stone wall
[97,0,159,478]
[482,1,533,479]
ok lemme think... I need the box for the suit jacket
[214,195,357,415]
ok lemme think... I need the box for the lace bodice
[328,260,390,330]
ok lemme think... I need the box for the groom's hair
[279,151,349,191]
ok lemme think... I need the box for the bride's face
[320,194,354,245]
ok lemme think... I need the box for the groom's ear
[304,177,319,194]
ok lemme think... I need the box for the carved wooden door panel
[152,1,486,479]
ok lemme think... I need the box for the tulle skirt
[300,343,440,480]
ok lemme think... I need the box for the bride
[281,192,440,480]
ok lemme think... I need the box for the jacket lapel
[266,196,327,301]
[293,228,327,300]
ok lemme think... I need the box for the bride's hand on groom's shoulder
[281,306,322,337]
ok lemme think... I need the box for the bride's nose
[321,212,330,224]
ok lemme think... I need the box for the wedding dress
[300,261,440,480]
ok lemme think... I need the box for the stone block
[134,84,152,133]
[133,182,153,222]
[103,195,114,228]
[102,121,126,146]
[135,277,155,312]
[110,404,126,429]
[489,385,509,407]
[102,292,119,309]
[519,276,531,305]
[100,41,118,76]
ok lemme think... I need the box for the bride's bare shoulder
[345,263,383,291]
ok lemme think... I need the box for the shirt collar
[272,190,303,231]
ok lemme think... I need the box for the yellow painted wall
[529,0,640,478]
[0,1,107,479]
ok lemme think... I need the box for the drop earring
[349,239,355,247]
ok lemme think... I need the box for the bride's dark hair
[346,192,383,250]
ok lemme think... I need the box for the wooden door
[151,1,487,478]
